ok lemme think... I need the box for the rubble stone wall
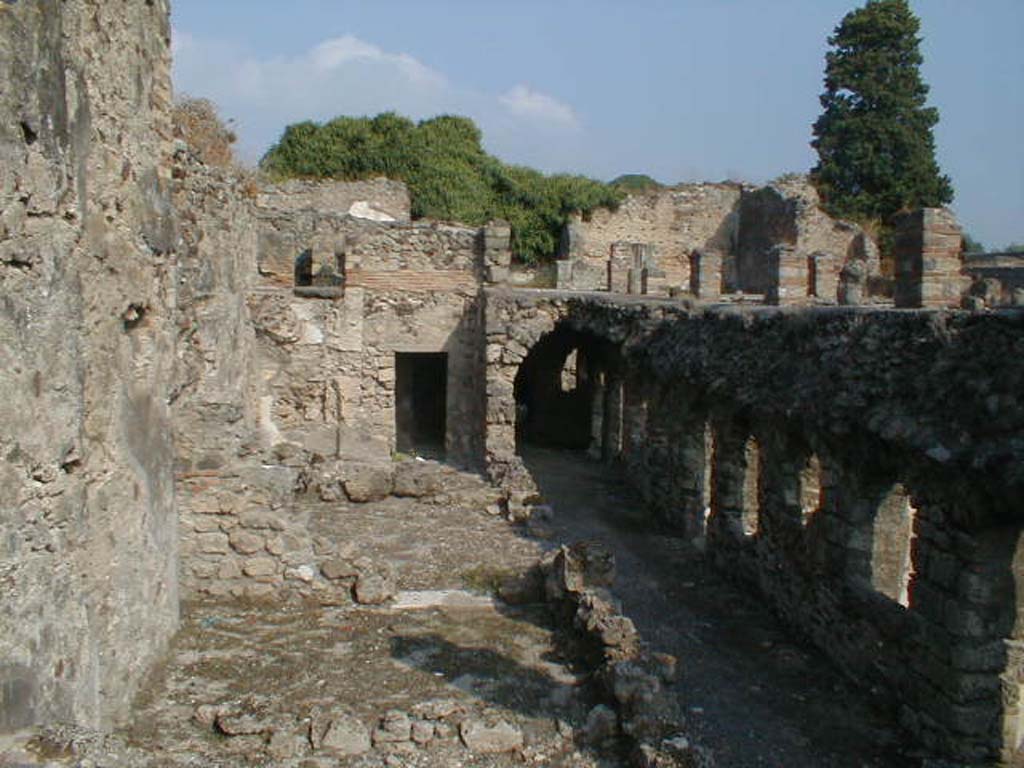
[736,178,869,296]
[486,291,1024,763]
[256,178,411,222]
[560,184,741,290]
[560,178,872,302]
[0,0,180,730]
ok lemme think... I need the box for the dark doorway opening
[395,353,447,458]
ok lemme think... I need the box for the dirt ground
[3,450,922,767]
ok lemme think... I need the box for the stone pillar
[621,373,648,467]
[602,375,624,463]
[706,421,750,545]
[893,208,964,308]
[608,242,632,293]
[588,374,605,460]
[556,260,573,290]
[483,220,512,285]
[689,249,722,300]
[808,252,838,302]
[765,244,809,305]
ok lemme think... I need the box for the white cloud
[308,36,445,88]
[499,85,579,129]
[171,30,586,170]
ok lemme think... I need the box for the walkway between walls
[521,446,916,768]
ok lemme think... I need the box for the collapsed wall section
[0,0,179,730]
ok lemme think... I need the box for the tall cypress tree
[811,0,953,222]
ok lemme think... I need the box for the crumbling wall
[560,184,740,290]
[736,177,869,297]
[0,0,179,730]
[252,207,486,469]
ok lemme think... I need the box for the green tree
[811,0,953,222]
[260,112,621,265]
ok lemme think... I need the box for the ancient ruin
[2,3,1024,767]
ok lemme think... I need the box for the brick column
[765,244,809,305]
[893,208,964,308]
[689,249,722,300]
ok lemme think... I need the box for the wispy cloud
[499,85,580,129]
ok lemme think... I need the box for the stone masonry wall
[485,291,1024,762]
[256,178,411,222]
[736,177,871,297]
[561,184,741,290]
[0,0,179,731]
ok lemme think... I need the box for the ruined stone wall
[736,177,871,298]
[485,292,1024,762]
[252,208,485,469]
[256,178,410,222]
[560,178,873,302]
[0,0,179,730]
[561,184,741,290]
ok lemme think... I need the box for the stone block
[343,463,394,502]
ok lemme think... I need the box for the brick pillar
[765,244,809,305]
[689,249,722,300]
[893,208,964,308]
[483,220,512,284]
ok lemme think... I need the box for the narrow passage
[523,446,915,768]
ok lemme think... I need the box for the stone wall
[256,178,410,222]
[484,291,1024,763]
[735,178,872,297]
[559,184,741,291]
[558,178,873,302]
[0,0,179,730]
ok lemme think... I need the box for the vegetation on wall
[811,0,953,225]
[261,112,622,265]
[172,96,238,168]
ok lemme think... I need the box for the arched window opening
[871,483,917,607]
[800,453,824,526]
[741,436,761,536]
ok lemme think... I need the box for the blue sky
[171,1,1023,249]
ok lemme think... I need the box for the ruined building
[2,2,1023,765]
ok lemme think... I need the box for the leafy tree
[811,0,953,222]
[261,112,621,265]
[1005,243,1024,254]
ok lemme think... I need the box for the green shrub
[261,112,622,265]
